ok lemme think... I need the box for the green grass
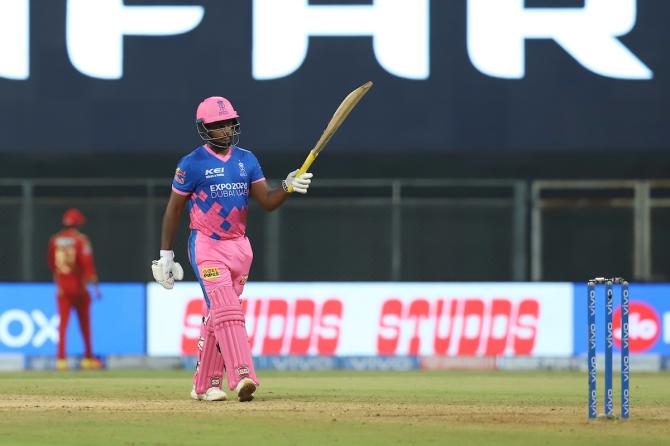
[0,370,668,445]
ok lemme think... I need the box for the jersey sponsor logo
[174,167,186,184]
[55,238,75,247]
[201,267,220,280]
[205,167,225,179]
[54,244,77,274]
[236,366,249,376]
[209,182,249,198]
[239,274,248,286]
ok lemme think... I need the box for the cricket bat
[291,81,374,187]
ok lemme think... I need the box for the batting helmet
[195,96,241,149]
[196,96,239,124]
[62,208,86,227]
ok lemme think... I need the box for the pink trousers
[188,231,258,392]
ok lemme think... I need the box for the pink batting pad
[193,312,225,395]
[209,286,258,390]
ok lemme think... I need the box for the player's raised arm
[250,170,313,211]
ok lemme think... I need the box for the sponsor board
[0,283,145,355]
[0,353,25,371]
[340,356,419,371]
[573,284,670,355]
[254,355,338,371]
[2,2,668,155]
[420,356,496,371]
[253,355,419,371]
[147,282,573,357]
[3,1,649,81]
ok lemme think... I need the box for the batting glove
[283,169,313,194]
[151,250,184,289]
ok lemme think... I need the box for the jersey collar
[204,144,234,162]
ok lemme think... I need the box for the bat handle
[287,150,317,193]
[296,150,317,177]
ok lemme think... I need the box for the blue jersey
[172,145,265,240]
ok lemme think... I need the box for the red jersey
[48,228,98,296]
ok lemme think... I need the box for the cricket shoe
[56,359,69,371]
[80,358,103,370]
[235,378,256,402]
[191,386,227,401]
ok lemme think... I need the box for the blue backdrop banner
[0,283,145,356]
[573,283,670,355]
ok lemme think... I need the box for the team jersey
[47,228,97,296]
[172,145,265,240]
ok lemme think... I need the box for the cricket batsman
[153,96,313,402]
[47,208,102,371]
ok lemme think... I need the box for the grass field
[0,370,668,445]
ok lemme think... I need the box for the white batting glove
[151,250,184,290]
[283,169,313,194]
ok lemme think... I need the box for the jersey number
[55,246,76,274]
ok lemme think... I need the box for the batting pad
[193,313,225,395]
[209,286,258,390]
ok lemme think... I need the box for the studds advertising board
[147,282,574,357]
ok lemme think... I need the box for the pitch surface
[0,370,668,445]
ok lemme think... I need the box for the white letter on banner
[252,0,429,80]
[467,0,652,79]
[31,310,59,347]
[0,310,33,348]
[66,0,204,79]
[0,0,29,80]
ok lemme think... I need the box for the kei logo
[205,167,225,178]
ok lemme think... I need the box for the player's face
[206,119,240,148]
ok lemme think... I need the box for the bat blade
[312,80,373,156]
[295,81,373,176]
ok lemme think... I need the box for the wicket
[587,277,630,419]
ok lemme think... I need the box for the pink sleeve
[172,185,191,196]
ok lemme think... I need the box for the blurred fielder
[153,96,312,402]
[47,209,102,371]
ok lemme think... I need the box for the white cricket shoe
[235,377,256,402]
[191,385,227,401]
